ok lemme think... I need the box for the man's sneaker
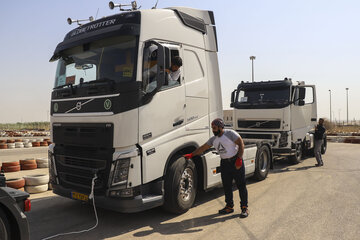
[218,206,234,214]
[315,163,321,167]
[240,206,249,218]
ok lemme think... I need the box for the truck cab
[231,78,324,163]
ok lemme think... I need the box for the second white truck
[231,78,327,163]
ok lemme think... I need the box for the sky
[0,0,359,123]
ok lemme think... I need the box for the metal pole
[329,90,332,123]
[250,56,256,82]
[346,88,349,124]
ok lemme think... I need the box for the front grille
[53,123,114,195]
[241,133,273,139]
[238,120,281,129]
[58,155,106,170]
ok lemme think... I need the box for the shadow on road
[133,213,238,237]
[27,187,241,240]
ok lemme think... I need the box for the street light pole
[250,56,256,82]
[346,88,349,124]
[329,89,332,123]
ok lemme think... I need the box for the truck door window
[304,87,314,104]
[142,44,159,93]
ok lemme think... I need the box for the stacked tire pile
[20,159,37,170]
[23,139,33,148]
[0,138,52,150]
[24,175,50,194]
[2,161,21,173]
[6,140,15,149]
[36,158,49,168]
[0,140,7,149]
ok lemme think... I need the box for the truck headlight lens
[112,158,130,185]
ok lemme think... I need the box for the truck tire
[3,165,21,173]
[2,161,20,167]
[0,208,11,240]
[23,174,49,186]
[253,145,271,181]
[321,137,327,154]
[163,156,197,214]
[25,184,49,194]
[290,143,303,164]
[6,178,25,189]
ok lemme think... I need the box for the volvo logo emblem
[104,99,112,110]
[256,122,261,127]
[76,102,82,110]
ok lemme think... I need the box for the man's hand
[183,153,194,160]
[165,69,170,74]
[235,157,243,170]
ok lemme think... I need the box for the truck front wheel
[163,156,197,214]
[253,145,271,181]
[290,143,303,164]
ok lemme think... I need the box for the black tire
[253,145,271,181]
[289,143,303,164]
[163,156,197,214]
[321,137,327,154]
[0,208,11,240]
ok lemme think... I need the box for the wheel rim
[259,151,268,173]
[179,167,194,202]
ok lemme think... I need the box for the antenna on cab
[152,0,159,9]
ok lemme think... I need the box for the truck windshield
[235,87,290,108]
[54,35,137,88]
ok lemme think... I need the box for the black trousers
[220,155,248,208]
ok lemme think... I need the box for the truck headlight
[109,188,133,198]
[112,158,130,185]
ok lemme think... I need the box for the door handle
[173,119,184,127]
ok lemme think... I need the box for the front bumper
[52,181,164,213]
[272,148,296,156]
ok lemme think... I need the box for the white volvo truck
[48,2,272,214]
[230,78,327,164]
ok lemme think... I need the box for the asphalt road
[26,143,360,240]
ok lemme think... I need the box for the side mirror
[299,87,305,100]
[230,89,237,108]
[231,89,236,103]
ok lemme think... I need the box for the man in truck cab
[165,56,182,86]
[314,118,326,167]
[184,118,249,218]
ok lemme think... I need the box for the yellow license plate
[72,192,89,201]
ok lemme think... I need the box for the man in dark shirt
[314,118,326,166]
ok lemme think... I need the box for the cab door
[138,41,186,183]
[291,85,317,141]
